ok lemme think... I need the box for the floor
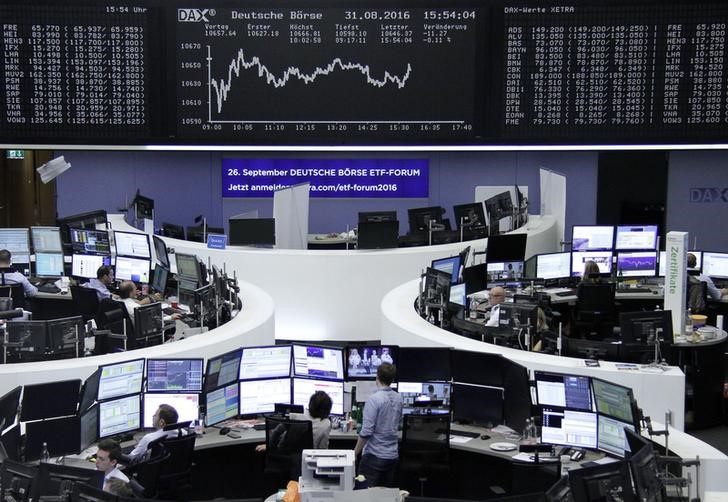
[689,425,728,455]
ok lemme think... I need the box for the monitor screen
[423,267,452,304]
[702,251,728,279]
[97,359,145,401]
[619,310,673,344]
[80,405,99,452]
[659,250,702,276]
[205,383,239,426]
[5,321,46,358]
[133,194,154,220]
[30,227,63,253]
[536,252,572,280]
[571,225,615,251]
[133,303,163,339]
[239,345,291,380]
[98,395,141,438]
[431,256,461,284]
[142,393,199,428]
[449,283,466,307]
[346,345,398,380]
[591,377,636,426]
[204,349,242,392]
[25,417,81,460]
[20,379,81,422]
[146,358,204,392]
[571,251,613,277]
[239,378,291,416]
[46,316,84,356]
[615,225,658,250]
[35,252,64,278]
[629,440,663,501]
[0,387,21,433]
[115,256,150,283]
[486,234,527,263]
[568,460,633,502]
[69,228,111,256]
[71,254,106,279]
[79,370,100,414]
[484,191,514,224]
[407,206,445,233]
[152,235,170,269]
[535,372,593,412]
[151,265,169,294]
[0,228,30,263]
[113,231,150,259]
[453,202,486,230]
[597,415,635,458]
[451,383,503,426]
[462,263,487,295]
[616,251,658,278]
[358,211,397,223]
[357,221,399,249]
[175,253,200,280]
[399,381,451,416]
[228,218,275,246]
[541,407,597,449]
[292,378,344,416]
[293,345,344,381]
[486,260,523,281]
[398,347,451,382]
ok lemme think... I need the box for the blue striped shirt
[359,387,403,460]
[0,271,37,297]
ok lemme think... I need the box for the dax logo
[690,187,728,203]
[178,8,214,22]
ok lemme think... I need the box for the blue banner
[222,158,428,198]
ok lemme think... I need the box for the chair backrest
[156,433,196,481]
[265,416,314,455]
[70,285,100,321]
[687,277,707,314]
[96,298,135,337]
[576,282,616,314]
[0,284,25,311]
[401,414,450,456]
[126,451,170,499]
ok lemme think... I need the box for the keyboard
[618,287,653,293]
[554,290,576,297]
[450,429,480,438]
[38,283,60,293]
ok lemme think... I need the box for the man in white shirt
[127,404,184,462]
[484,286,506,327]
[96,439,130,493]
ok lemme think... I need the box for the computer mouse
[570,450,585,462]
[219,426,231,435]
[480,434,491,440]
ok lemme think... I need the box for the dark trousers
[358,453,398,488]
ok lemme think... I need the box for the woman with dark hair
[305,390,333,449]
[581,260,601,283]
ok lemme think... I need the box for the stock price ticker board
[1,0,728,146]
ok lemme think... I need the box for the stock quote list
[0,5,151,141]
[175,7,481,142]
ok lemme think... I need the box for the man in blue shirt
[0,249,37,297]
[354,362,403,488]
[83,265,114,301]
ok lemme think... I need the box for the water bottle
[40,442,50,463]
[469,297,477,320]
[685,308,693,335]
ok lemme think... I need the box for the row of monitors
[572,225,659,251]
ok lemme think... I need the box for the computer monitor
[536,252,572,280]
[453,202,487,232]
[462,263,487,295]
[46,316,84,357]
[239,378,292,416]
[134,303,163,342]
[150,265,169,294]
[35,252,64,278]
[292,344,344,381]
[228,218,275,246]
[534,371,593,412]
[34,457,104,500]
[451,383,503,426]
[486,234,528,263]
[69,228,111,256]
[97,358,145,401]
[152,235,170,269]
[407,206,445,233]
[449,283,467,307]
[0,228,30,265]
[357,221,399,249]
[162,223,185,240]
[701,251,728,278]
[239,345,292,380]
[133,193,154,221]
[628,441,664,502]
[205,383,239,426]
[113,231,151,259]
[146,358,203,393]
[98,395,141,438]
[544,476,572,502]
[486,260,524,281]
[571,251,613,277]
[358,211,397,223]
[142,393,199,428]
[0,424,21,462]
[616,251,658,278]
[30,227,63,253]
[398,347,451,382]
[204,349,243,392]
[615,225,659,250]
[568,460,634,502]
[0,387,21,432]
[0,460,37,502]
[659,250,702,276]
[619,310,672,344]
[175,252,201,281]
[541,407,597,449]
[571,225,615,251]
[431,255,462,284]
[423,267,451,305]
[563,337,621,362]
[20,379,81,421]
[292,378,344,416]
[345,345,398,380]
[497,303,538,329]
[591,377,637,427]
[25,416,81,460]
[80,404,99,452]
[5,321,46,360]
[597,415,635,458]
[79,370,100,414]
[399,381,451,416]
[114,256,150,283]
[484,192,514,226]
[71,254,106,279]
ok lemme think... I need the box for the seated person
[0,249,37,297]
[117,281,179,327]
[255,390,333,452]
[532,307,555,352]
[581,260,602,284]
[689,252,727,300]
[484,286,506,327]
[83,265,114,301]
[127,404,186,462]
[95,438,130,493]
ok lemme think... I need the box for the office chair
[94,299,133,353]
[124,450,170,500]
[0,284,25,311]
[152,432,197,500]
[399,414,451,497]
[573,282,616,339]
[70,285,100,323]
[686,276,708,315]
[263,416,313,489]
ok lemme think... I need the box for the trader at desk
[83,265,114,301]
[117,281,181,326]
[96,438,131,493]
[127,404,185,462]
[688,253,728,300]
[0,249,37,297]
[484,286,506,327]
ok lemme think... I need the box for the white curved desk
[148,214,557,341]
